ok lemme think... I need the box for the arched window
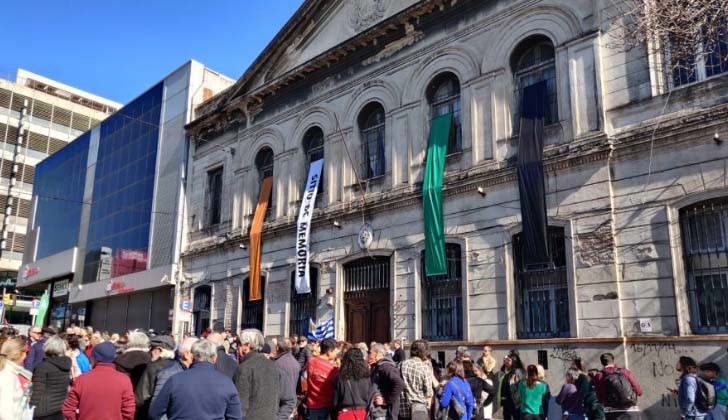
[420,243,464,341]
[511,35,558,126]
[680,198,728,334]
[289,267,319,336]
[303,127,325,195]
[242,276,265,331]
[513,226,569,338]
[358,103,386,179]
[255,147,274,220]
[193,285,211,337]
[427,73,462,155]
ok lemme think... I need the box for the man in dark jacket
[137,335,175,417]
[209,331,238,380]
[62,341,136,420]
[369,343,405,419]
[274,337,300,420]
[151,337,199,401]
[149,339,242,420]
[30,336,72,419]
[25,326,55,371]
[296,336,312,370]
[115,330,152,420]
[233,328,280,420]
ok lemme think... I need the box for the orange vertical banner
[249,177,273,301]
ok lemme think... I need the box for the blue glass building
[19,62,233,332]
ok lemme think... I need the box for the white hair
[43,336,68,357]
[127,330,150,350]
[191,339,217,363]
[179,337,199,354]
[239,329,264,352]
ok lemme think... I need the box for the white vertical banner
[295,159,323,294]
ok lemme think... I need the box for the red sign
[112,249,148,278]
[22,266,39,280]
[109,281,135,295]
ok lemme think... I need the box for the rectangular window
[421,244,464,341]
[207,167,223,226]
[680,199,728,334]
[289,269,318,336]
[514,227,570,339]
[242,276,265,331]
[669,19,728,89]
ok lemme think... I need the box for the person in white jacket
[0,336,33,420]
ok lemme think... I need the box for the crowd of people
[0,324,726,420]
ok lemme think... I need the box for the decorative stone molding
[348,0,392,32]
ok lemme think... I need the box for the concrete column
[568,36,601,136]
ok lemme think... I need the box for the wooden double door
[343,256,391,344]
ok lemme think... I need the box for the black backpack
[603,369,637,409]
[695,375,716,412]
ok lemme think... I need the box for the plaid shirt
[399,358,434,418]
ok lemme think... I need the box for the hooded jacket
[29,355,72,417]
[371,355,405,419]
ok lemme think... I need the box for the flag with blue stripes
[307,316,334,341]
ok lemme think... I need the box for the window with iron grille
[193,285,211,337]
[420,243,464,341]
[512,36,558,126]
[358,103,386,179]
[680,198,728,334]
[206,167,223,226]
[255,147,275,221]
[669,18,728,88]
[427,73,462,155]
[513,227,570,339]
[242,276,265,331]
[289,268,318,336]
[303,127,325,197]
[344,256,390,295]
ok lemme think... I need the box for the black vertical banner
[517,81,551,267]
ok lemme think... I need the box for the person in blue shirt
[677,356,708,420]
[440,361,475,420]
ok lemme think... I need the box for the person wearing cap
[151,337,199,402]
[62,341,135,420]
[137,335,175,417]
[25,326,55,372]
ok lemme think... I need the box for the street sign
[31,299,40,309]
[0,301,4,312]
[180,298,191,312]
[29,308,38,316]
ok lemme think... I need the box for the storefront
[86,286,173,333]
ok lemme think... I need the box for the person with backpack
[677,356,713,420]
[593,353,642,419]
[699,362,727,420]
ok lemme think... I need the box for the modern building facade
[0,70,120,308]
[19,61,233,332]
[182,1,728,418]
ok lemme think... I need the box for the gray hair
[191,339,217,363]
[566,368,580,382]
[43,336,67,357]
[456,346,468,355]
[179,337,199,354]
[127,330,150,350]
[370,343,386,357]
[239,329,264,352]
[278,337,292,353]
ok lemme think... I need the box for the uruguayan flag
[307,316,334,341]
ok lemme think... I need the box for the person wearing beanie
[62,341,136,420]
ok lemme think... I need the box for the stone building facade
[182,1,728,417]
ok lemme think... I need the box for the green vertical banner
[423,113,452,276]
[34,292,50,327]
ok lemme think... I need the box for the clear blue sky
[1,0,305,103]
